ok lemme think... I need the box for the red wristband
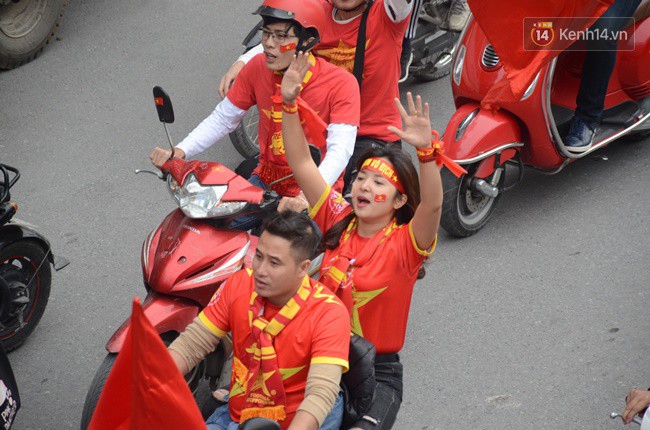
[282,102,298,114]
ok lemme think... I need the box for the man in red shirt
[221,0,415,192]
[151,0,360,228]
[168,211,350,430]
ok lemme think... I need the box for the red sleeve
[309,285,351,371]
[198,269,250,336]
[225,55,261,111]
[396,222,437,275]
[328,72,360,127]
[308,185,353,234]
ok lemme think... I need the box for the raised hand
[281,52,312,104]
[218,61,245,99]
[387,92,432,148]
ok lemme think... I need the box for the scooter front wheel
[440,167,502,237]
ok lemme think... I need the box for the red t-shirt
[315,0,408,142]
[226,54,360,191]
[199,269,350,428]
[310,186,435,354]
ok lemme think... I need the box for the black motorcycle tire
[0,0,67,69]
[229,107,260,159]
[440,166,502,237]
[412,50,452,83]
[0,240,51,351]
[79,333,205,430]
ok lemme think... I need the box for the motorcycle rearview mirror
[153,86,174,124]
[152,86,177,160]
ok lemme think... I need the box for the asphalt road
[1,1,649,429]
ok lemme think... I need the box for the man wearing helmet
[224,0,415,194]
[150,0,360,230]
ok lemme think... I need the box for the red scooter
[439,11,650,237]
[80,87,282,428]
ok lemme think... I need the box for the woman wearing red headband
[281,52,443,430]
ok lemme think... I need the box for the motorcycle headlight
[167,175,181,203]
[453,44,466,86]
[174,174,247,219]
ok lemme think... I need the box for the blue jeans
[575,0,642,124]
[228,174,268,231]
[205,392,344,430]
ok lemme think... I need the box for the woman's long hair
[322,145,420,250]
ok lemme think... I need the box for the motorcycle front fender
[442,103,523,177]
[0,222,53,264]
[105,291,201,353]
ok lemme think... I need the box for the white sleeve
[176,98,247,159]
[317,124,357,186]
[384,0,414,22]
[237,44,264,65]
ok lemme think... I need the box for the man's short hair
[261,211,321,262]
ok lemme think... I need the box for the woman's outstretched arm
[388,93,443,250]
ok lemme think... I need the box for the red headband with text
[360,157,405,194]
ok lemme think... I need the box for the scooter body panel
[143,208,252,307]
[616,18,650,101]
[442,103,523,176]
[105,291,200,353]
[452,17,649,171]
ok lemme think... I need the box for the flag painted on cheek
[374,194,387,202]
[279,43,297,53]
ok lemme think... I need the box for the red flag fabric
[467,0,615,110]
[88,299,205,430]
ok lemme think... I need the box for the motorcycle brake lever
[135,169,165,180]
[610,412,643,425]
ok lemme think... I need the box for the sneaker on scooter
[448,0,471,32]
[565,115,596,153]
[399,39,413,83]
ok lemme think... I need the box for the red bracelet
[417,130,442,164]
[282,101,298,114]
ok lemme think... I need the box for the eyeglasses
[260,29,298,44]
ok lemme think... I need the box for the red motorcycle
[80,87,282,428]
[440,11,650,236]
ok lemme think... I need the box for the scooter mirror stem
[162,122,175,156]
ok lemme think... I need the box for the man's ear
[297,259,311,278]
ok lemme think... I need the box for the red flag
[467,0,614,110]
[88,299,205,430]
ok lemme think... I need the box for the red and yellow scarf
[240,277,312,422]
[320,217,398,315]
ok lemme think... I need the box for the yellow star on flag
[351,287,387,336]
[315,39,370,74]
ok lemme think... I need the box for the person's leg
[400,0,424,82]
[576,0,641,124]
[206,403,237,430]
[228,174,267,230]
[351,361,403,430]
[567,0,642,150]
[318,392,344,430]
